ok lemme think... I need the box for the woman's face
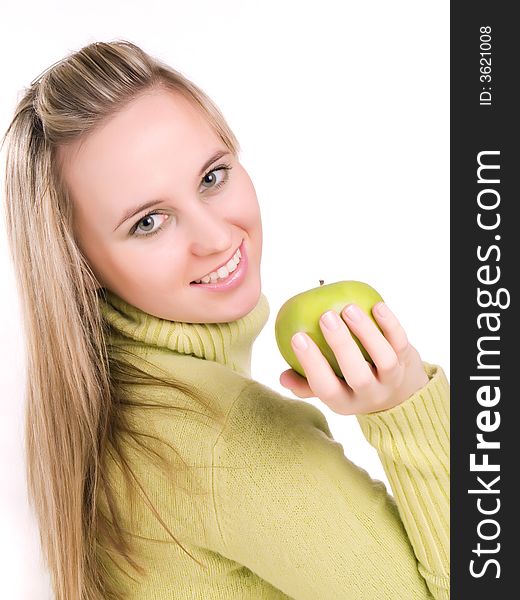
[57,88,263,323]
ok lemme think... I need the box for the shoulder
[210,381,393,543]
[212,380,352,474]
[219,379,331,439]
[117,349,254,423]
[113,352,256,483]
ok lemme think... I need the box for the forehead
[58,89,221,206]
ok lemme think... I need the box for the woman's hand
[279,301,430,415]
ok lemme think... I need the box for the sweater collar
[97,290,270,378]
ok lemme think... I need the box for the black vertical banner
[451,3,518,598]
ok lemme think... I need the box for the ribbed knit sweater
[96,291,450,599]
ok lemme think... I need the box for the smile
[191,242,243,284]
[189,240,248,292]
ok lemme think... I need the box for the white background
[0,1,449,597]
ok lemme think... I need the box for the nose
[184,203,233,255]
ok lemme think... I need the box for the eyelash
[131,163,233,238]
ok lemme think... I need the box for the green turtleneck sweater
[97,291,450,600]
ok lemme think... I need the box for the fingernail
[344,303,362,322]
[321,310,340,330]
[292,332,308,350]
[376,302,390,317]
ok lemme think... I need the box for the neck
[98,291,271,378]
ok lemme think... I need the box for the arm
[209,368,449,600]
[277,300,450,598]
[356,361,450,599]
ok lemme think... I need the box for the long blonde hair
[1,39,241,600]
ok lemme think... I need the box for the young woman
[2,40,450,600]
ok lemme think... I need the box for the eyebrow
[113,149,231,231]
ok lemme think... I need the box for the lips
[188,240,248,292]
[190,241,243,283]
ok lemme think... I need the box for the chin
[210,280,262,323]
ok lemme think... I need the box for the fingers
[290,332,354,413]
[285,301,413,414]
[338,303,403,386]
[279,369,315,398]
[371,301,411,360]
[319,309,376,390]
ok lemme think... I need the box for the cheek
[80,237,149,288]
[117,243,178,275]
[231,173,261,226]
[72,223,108,284]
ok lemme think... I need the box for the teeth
[193,247,242,284]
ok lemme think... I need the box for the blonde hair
[1,39,241,600]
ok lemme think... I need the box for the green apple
[274,280,385,379]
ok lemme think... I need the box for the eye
[200,163,232,191]
[131,211,170,238]
[130,163,232,238]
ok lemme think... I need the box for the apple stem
[319,279,324,286]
